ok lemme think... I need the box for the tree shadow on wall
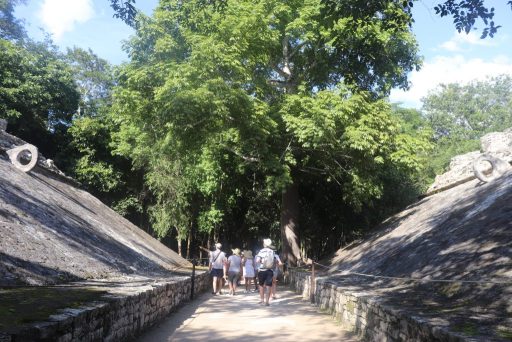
[324,172,512,340]
[0,180,174,282]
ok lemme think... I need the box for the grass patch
[0,287,106,333]
[453,322,479,336]
[497,327,512,340]
[439,283,462,298]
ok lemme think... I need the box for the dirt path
[137,286,359,342]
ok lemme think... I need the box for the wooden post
[310,261,315,303]
[191,259,196,300]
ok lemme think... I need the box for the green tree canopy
[0,38,79,160]
[422,75,512,175]
[108,0,512,38]
[113,0,429,262]
[0,0,26,41]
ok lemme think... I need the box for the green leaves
[421,75,512,177]
[112,0,426,255]
[0,39,79,159]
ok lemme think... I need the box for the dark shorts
[257,269,273,286]
[210,268,223,278]
[227,271,240,284]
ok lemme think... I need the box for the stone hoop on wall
[6,144,38,173]
[473,154,511,183]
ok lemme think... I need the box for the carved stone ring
[6,144,38,173]
[473,154,511,183]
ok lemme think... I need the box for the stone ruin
[0,121,209,341]
[323,129,512,341]
[0,119,71,179]
[427,128,512,194]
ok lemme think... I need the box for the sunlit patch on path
[137,286,359,341]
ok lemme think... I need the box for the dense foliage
[8,0,498,262]
[421,75,512,176]
[0,38,80,162]
[112,0,430,263]
[108,0,512,38]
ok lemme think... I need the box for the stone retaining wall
[2,271,210,342]
[288,269,470,342]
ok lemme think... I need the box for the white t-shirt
[210,250,226,270]
[256,247,275,270]
[228,255,242,273]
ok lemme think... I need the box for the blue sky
[14,0,512,109]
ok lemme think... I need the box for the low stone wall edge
[288,269,474,342]
[3,271,210,342]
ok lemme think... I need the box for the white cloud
[390,54,512,108]
[39,0,94,40]
[439,40,461,52]
[438,31,496,52]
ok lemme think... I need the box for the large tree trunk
[177,238,182,257]
[280,181,301,266]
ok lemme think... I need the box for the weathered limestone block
[6,143,38,172]
[428,128,512,193]
[288,269,474,342]
[427,151,481,193]
[481,129,512,158]
[473,154,511,182]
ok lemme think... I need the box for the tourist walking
[256,238,276,306]
[242,250,256,292]
[208,243,227,295]
[225,248,242,295]
[253,250,260,292]
[271,251,283,300]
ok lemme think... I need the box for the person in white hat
[255,238,276,306]
[209,242,227,295]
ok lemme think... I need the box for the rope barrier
[288,261,512,285]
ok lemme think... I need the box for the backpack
[261,249,275,269]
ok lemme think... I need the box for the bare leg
[264,284,271,305]
[220,277,225,294]
[227,278,233,295]
[259,284,264,303]
[213,276,219,294]
[233,276,238,295]
[218,277,224,294]
[271,277,277,299]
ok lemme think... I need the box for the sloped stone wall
[3,272,209,342]
[288,270,470,342]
